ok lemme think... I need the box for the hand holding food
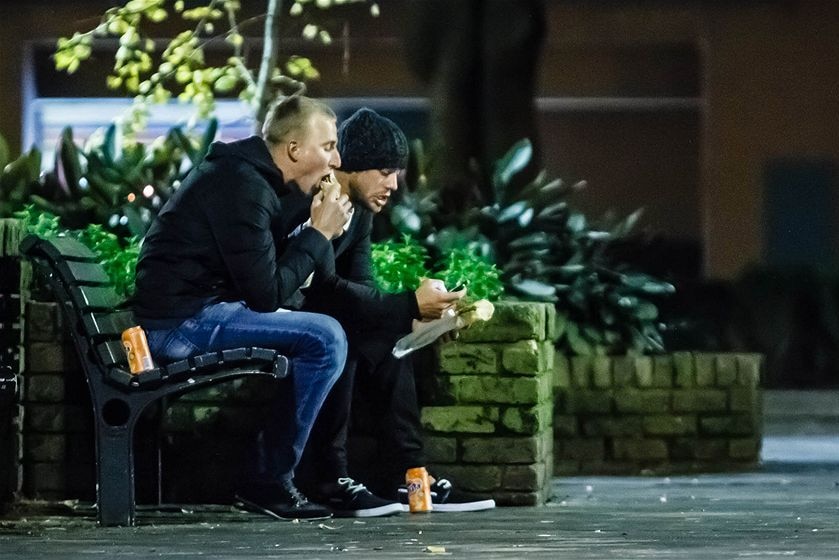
[311,173,351,240]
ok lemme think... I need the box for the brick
[716,355,738,386]
[694,353,716,386]
[25,403,65,432]
[458,301,548,342]
[614,390,670,413]
[736,354,762,386]
[545,303,558,341]
[566,390,613,414]
[673,352,694,387]
[502,463,547,492]
[691,439,728,460]
[424,436,458,463]
[553,414,578,436]
[612,438,668,461]
[700,415,759,436]
[421,406,499,433]
[583,417,644,436]
[643,415,697,435]
[446,374,552,405]
[635,357,653,387]
[554,354,570,389]
[27,342,69,373]
[25,374,65,402]
[501,403,552,435]
[612,356,635,386]
[501,340,554,374]
[439,343,499,374]
[427,464,502,492]
[652,356,673,387]
[673,389,728,412]
[24,463,65,494]
[729,438,761,459]
[571,356,592,387]
[461,436,546,463]
[25,301,62,342]
[591,356,612,388]
[24,433,66,462]
[558,438,605,461]
[729,387,760,413]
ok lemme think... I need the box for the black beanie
[338,108,408,172]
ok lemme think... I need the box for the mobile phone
[449,283,466,292]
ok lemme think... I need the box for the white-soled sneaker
[318,477,404,518]
[398,477,496,512]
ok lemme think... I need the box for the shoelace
[337,477,368,495]
[434,478,452,490]
[283,482,310,504]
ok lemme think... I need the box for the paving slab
[2,457,839,559]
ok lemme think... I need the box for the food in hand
[320,173,340,200]
[455,299,495,327]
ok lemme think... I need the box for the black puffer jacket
[134,136,333,326]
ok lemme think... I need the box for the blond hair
[261,95,336,146]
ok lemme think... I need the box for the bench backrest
[20,235,135,373]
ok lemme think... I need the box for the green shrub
[15,205,139,298]
[371,234,504,301]
[383,138,674,355]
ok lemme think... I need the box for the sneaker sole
[399,499,497,513]
[331,502,404,518]
[234,494,332,521]
[430,499,496,512]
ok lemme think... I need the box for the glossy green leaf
[491,138,532,204]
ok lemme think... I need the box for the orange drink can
[121,326,155,374]
[405,466,432,513]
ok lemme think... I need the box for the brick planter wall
[422,302,557,506]
[0,219,25,506]
[553,352,763,474]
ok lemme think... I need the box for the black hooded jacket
[133,136,333,327]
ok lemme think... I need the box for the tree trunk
[254,0,283,134]
[405,0,546,215]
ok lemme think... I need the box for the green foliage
[1,122,214,237]
[54,0,380,134]
[385,139,675,356]
[434,248,503,301]
[371,235,504,301]
[15,205,140,298]
[371,234,429,293]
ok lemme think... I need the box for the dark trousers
[296,333,425,494]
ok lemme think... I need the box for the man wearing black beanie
[292,108,495,516]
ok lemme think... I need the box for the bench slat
[59,260,111,286]
[71,285,125,312]
[83,311,136,340]
[97,340,128,367]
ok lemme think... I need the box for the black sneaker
[398,477,496,512]
[234,480,332,520]
[313,477,403,518]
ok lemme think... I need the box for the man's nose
[385,172,398,191]
[331,150,342,169]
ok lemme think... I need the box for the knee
[304,314,348,372]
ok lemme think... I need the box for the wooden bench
[20,234,289,526]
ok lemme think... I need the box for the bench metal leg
[94,403,139,526]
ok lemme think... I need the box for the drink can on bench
[405,467,432,513]
[122,326,154,374]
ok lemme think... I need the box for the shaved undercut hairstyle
[261,95,336,146]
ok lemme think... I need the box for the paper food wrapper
[391,300,495,359]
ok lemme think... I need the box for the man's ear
[286,140,299,162]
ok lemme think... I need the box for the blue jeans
[143,301,347,483]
